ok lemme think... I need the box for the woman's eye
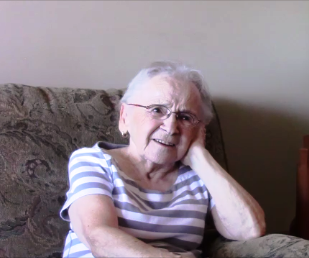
[151,107,163,113]
[178,114,191,121]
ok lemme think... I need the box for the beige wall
[1,1,309,234]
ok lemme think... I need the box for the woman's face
[120,75,204,165]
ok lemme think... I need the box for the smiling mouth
[153,139,175,147]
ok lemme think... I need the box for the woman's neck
[110,147,179,182]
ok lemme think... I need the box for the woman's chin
[140,142,184,165]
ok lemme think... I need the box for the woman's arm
[69,194,180,258]
[182,127,266,241]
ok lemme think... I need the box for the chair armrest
[208,234,309,258]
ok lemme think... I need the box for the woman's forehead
[130,75,203,112]
[139,76,199,100]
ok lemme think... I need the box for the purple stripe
[118,217,204,235]
[114,200,206,220]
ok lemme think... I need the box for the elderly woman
[60,61,266,258]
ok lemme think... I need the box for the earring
[121,131,128,138]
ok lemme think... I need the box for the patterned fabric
[0,84,127,257]
[60,142,215,258]
[209,234,309,257]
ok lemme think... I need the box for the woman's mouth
[153,139,175,147]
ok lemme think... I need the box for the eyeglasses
[127,104,201,127]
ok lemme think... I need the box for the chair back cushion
[0,84,227,257]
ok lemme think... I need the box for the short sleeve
[60,146,114,221]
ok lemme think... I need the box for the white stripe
[63,249,69,257]
[64,235,72,246]
[111,164,118,173]
[132,189,207,207]
[175,169,197,183]
[170,193,206,207]
[113,178,125,187]
[70,148,103,159]
[115,179,207,202]
[117,208,205,227]
[68,232,78,241]
[113,192,208,212]
[103,153,112,160]
[69,165,108,180]
[70,176,111,193]
[63,243,89,257]
[69,156,108,170]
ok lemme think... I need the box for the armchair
[0,84,308,257]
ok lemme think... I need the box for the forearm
[190,148,266,240]
[85,226,178,258]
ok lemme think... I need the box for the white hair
[120,61,213,124]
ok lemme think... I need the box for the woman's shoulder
[176,164,204,185]
[69,141,127,162]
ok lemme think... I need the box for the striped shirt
[60,142,215,258]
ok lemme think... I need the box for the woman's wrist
[188,146,209,170]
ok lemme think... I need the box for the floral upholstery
[0,84,127,257]
[210,234,309,258]
[0,83,308,257]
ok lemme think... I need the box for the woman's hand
[181,124,207,168]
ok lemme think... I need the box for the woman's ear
[118,103,128,134]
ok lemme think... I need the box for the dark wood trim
[295,136,309,239]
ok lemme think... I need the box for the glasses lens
[177,113,196,127]
[148,105,169,119]
[146,105,199,127]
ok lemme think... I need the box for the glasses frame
[127,103,202,126]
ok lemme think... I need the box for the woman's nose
[160,113,179,135]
